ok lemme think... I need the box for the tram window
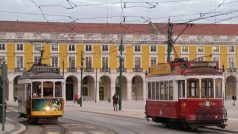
[202,78,214,98]
[152,82,156,100]
[215,79,222,98]
[32,82,41,97]
[156,82,160,100]
[26,83,31,98]
[148,82,152,99]
[164,82,168,100]
[55,82,62,97]
[178,80,185,98]
[169,81,173,100]
[43,82,53,97]
[160,82,164,100]
[187,79,199,98]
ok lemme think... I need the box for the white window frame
[51,55,59,67]
[134,56,142,69]
[0,55,6,64]
[16,43,24,52]
[181,55,189,61]
[228,56,236,68]
[101,56,109,69]
[85,45,92,52]
[212,46,220,53]
[196,54,205,61]
[15,55,24,69]
[33,55,41,64]
[228,46,235,54]
[181,46,189,54]
[102,45,109,52]
[165,55,174,62]
[150,56,157,67]
[0,43,6,52]
[197,46,205,54]
[68,55,76,69]
[150,45,157,53]
[134,45,141,53]
[68,44,76,52]
[51,43,59,52]
[85,56,93,69]
[212,56,220,68]
[33,43,42,52]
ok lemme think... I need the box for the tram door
[99,87,104,100]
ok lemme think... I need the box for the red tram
[145,59,227,129]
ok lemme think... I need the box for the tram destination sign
[33,67,60,74]
[190,62,217,68]
[150,63,171,75]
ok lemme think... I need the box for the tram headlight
[45,106,51,111]
[205,100,211,107]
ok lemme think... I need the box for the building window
[68,56,75,68]
[182,56,189,61]
[16,44,23,51]
[182,46,188,53]
[85,57,92,68]
[197,46,204,53]
[197,57,204,61]
[150,57,157,66]
[0,44,5,51]
[228,57,235,68]
[16,56,24,69]
[212,46,219,53]
[34,44,41,51]
[51,56,58,67]
[102,45,108,52]
[69,44,75,51]
[134,57,141,68]
[134,45,141,52]
[34,56,41,64]
[86,45,92,51]
[102,57,109,68]
[150,45,156,52]
[228,46,235,53]
[0,56,5,64]
[52,44,58,51]
[213,56,220,67]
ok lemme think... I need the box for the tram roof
[18,64,64,80]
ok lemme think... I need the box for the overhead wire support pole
[80,51,84,107]
[167,18,173,63]
[119,35,123,111]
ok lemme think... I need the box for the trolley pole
[119,36,123,111]
[95,68,97,103]
[80,51,83,107]
[167,18,173,63]
[1,62,7,131]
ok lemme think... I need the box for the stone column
[96,81,100,102]
[143,81,147,100]
[111,81,116,98]
[127,80,132,100]
[8,80,14,101]
[62,82,66,101]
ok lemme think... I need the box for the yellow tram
[18,64,64,123]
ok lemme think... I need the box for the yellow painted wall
[220,46,227,69]
[59,44,68,70]
[142,45,149,69]
[42,43,50,65]
[126,45,133,70]
[93,44,101,69]
[205,46,212,61]
[24,43,33,70]
[189,45,197,61]
[109,45,117,69]
[6,43,15,70]
[174,45,181,58]
[76,44,84,68]
[158,45,165,63]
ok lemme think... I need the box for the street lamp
[80,51,84,107]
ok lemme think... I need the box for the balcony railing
[100,68,111,73]
[67,68,77,72]
[227,68,237,72]
[84,68,94,72]
[133,68,143,72]
[116,68,127,72]
[14,68,25,72]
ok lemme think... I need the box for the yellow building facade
[0,21,237,101]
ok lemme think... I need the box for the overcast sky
[0,0,237,24]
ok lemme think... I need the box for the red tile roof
[0,21,238,36]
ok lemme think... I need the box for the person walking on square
[232,95,236,106]
[74,94,78,103]
[113,94,119,111]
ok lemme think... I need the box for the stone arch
[226,75,237,100]
[99,75,111,101]
[132,75,143,100]
[115,76,127,100]
[66,75,78,100]
[82,75,95,101]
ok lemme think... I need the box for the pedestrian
[74,94,78,103]
[112,94,119,111]
[232,95,236,106]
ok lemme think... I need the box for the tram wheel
[32,118,39,124]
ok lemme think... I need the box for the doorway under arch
[132,76,143,100]
[226,75,237,100]
[66,76,78,100]
[82,76,95,101]
[115,76,127,100]
[99,75,111,101]
[13,75,21,101]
